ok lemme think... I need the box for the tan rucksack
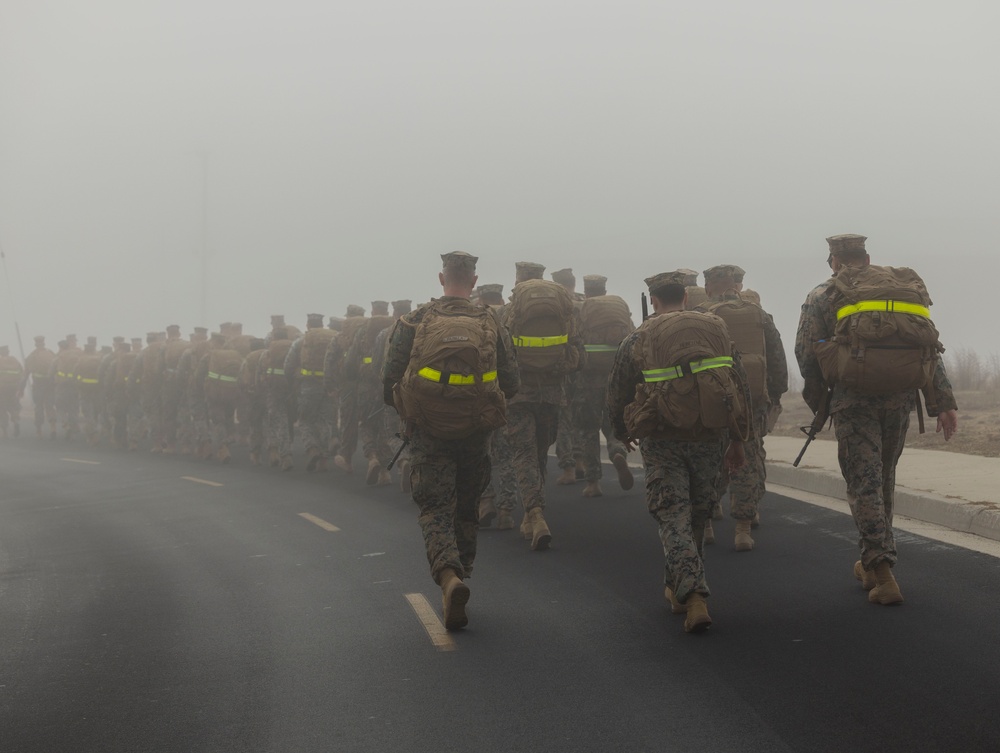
[814,265,941,395]
[204,349,243,400]
[580,295,634,377]
[264,339,293,382]
[701,296,768,403]
[394,299,506,440]
[359,315,395,377]
[505,279,579,381]
[300,328,337,374]
[163,339,189,371]
[684,286,708,310]
[624,311,749,440]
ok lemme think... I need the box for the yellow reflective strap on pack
[417,367,497,385]
[77,377,99,384]
[512,334,569,347]
[584,344,618,353]
[300,369,324,377]
[642,356,733,383]
[208,371,237,382]
[362,357,373,364]
[266,368,285,376]
[836,300,931,320]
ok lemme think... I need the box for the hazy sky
[2,0,997,366]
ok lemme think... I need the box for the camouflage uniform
[795,250,957,571]
[381,277,519,584]
[552,269,585,476]
[177,331,212,454]
[157,327,189,453]
[195,337,241,460]
[0,347,23,436]
[285,318,337,470]
[239,345,268,463]
[334,307,368,468]
[22,338,57,436]
[575,376,629,482]
[260,333,295,468]
[50,337,82,439]
[346,304,396,475]
[73,340,103,444]
[130,333,166,451]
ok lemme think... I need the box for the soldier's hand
[936,409,958,441]
[622,436,637,453]
[724,441,746,472]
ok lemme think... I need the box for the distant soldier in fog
[0,345,24,437]
[260,326,296,471]
[239,338,268,465]
[285,313,337,472]
[74,337,103,444]
[21,335,57,438]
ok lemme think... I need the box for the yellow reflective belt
[1,369,21,374]
[362,357,373,364]
[300,369,324,377]
[584,344,618,353]
[837,300,931,320]
[208,371,237,383]
[57,371,70,378]
[642,356,734,383]
[266,368,285,376]
[417,367,498,385]
[512,334,568,347]
[77,377,99,384]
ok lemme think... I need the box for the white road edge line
[404,593,457,652]
[181,476,224,487]
[298,513,340,532]
[61,458,100,465]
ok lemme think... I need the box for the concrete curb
[766,460,1000,543]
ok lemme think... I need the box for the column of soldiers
[2,233,960,636]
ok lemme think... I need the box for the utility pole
[198,150,209,327]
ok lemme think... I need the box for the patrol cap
[166,324,181,335]
[131,337,143,347]
[515,261,545,280]
[371,300,390,316]
[826,234,868,257]
[477,283,504,296]
[86,336,97,346]
[392,299,412,315]
[66,333,77,341]
[345,304,365,317]
[328,316,344,331]
[146,331,159,341]
[231,322,243,334]
[441,250,478,272]
[306,313,325,327]
[112,335,125,344]
[100,345,112,354]
[270,314,285,325]
[193,326,209,335]
[677,268,700,285]
[34,335,45,344]
[57,340,67,349]
[209,332,225,344]
[551,268,575,286]
[583,275,607,295]
[703,264,746,283]
[644,270,690,293]
[219,322,233,334]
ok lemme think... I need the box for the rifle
[793,388,833,467]
[641,292,649,321]
[386,432,410,471]
[363,405,385,423]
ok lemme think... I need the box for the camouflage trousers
[0,385,20,433]
[484,423,519,512]
[54,382,80,437]
[111,391,143,448]
[78,386,101,443]
[716,403,767,521]
[556,387,584,470]
[409,427,492,583]
[243,395,266,457]
[507,402,559,512]
[297,379,335,455]
[30,379,56,430]
[265,385,294,459]
[834,398,910,569]
[140,391,160,450]
[338,381,359,460]
[207,395,237,452]
[359,383,392,465]
[641,437,723,604]
[159,378,182,450]
[575,380,627,482]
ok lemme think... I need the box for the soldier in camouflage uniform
[552,268,586,485]
[0,345,23,437]
[381,251,519,630]
[21,335,57,438]
[157,325,188,453]
[50,334,82,439]
[97,337,126,445]
[129,332,166,452]
[177,327,211,455]
[369,300,412,491]
[475,283,520,529]
[74,337,103,444]
[606,271,747,633]
[285,313,337,471]
[333,305,367,472]
[699,264,788,550]
[260,326,296,470]
[795,234,958,605]
[239,338,268,465]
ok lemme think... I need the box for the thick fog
[1,1,997,365]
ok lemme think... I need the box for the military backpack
[579,295,634,378]
[701,296,768,404]
[505,279,579,382]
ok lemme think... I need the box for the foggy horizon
[2,1,997,364]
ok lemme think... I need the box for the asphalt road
[2,435,999,753]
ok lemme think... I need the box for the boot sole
[531,532,552,551]
[868,589,904,605]
[684,614,712,633]
[611,454,634,490]
[365,463,381,485]
[444,583,470,630]
[479,511,497,527]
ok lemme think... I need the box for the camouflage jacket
[381,296,520,407]
[794,276,957,415]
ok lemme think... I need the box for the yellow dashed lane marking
[61,458,100,465]
[404,593,457,652]
[181,476,223,487]
[298,513,340,532]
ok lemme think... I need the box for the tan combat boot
[249,450,260,466]
[869,562,904,605]
[478,495,497,527]
[611,453,634,490]
[519,515,532,540]
[854,560,876,590]
[704,520,716,545]
[333,454,353,473]
[439,568,470,630]
[280,454,294,472]
[575,459,586,479]
[268,448,280,467]
[217,445,231,464]
[376,469,392,486]
[527,507,552,551]
[306,447,322,472]
[556,466,576,485]
[683,593,712,633]
[496,510,514,530]
[734,520,754,552]
[664,587,688,614]
[365,456,381,485]
[581,481,603,498]
[752,510,761,529]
